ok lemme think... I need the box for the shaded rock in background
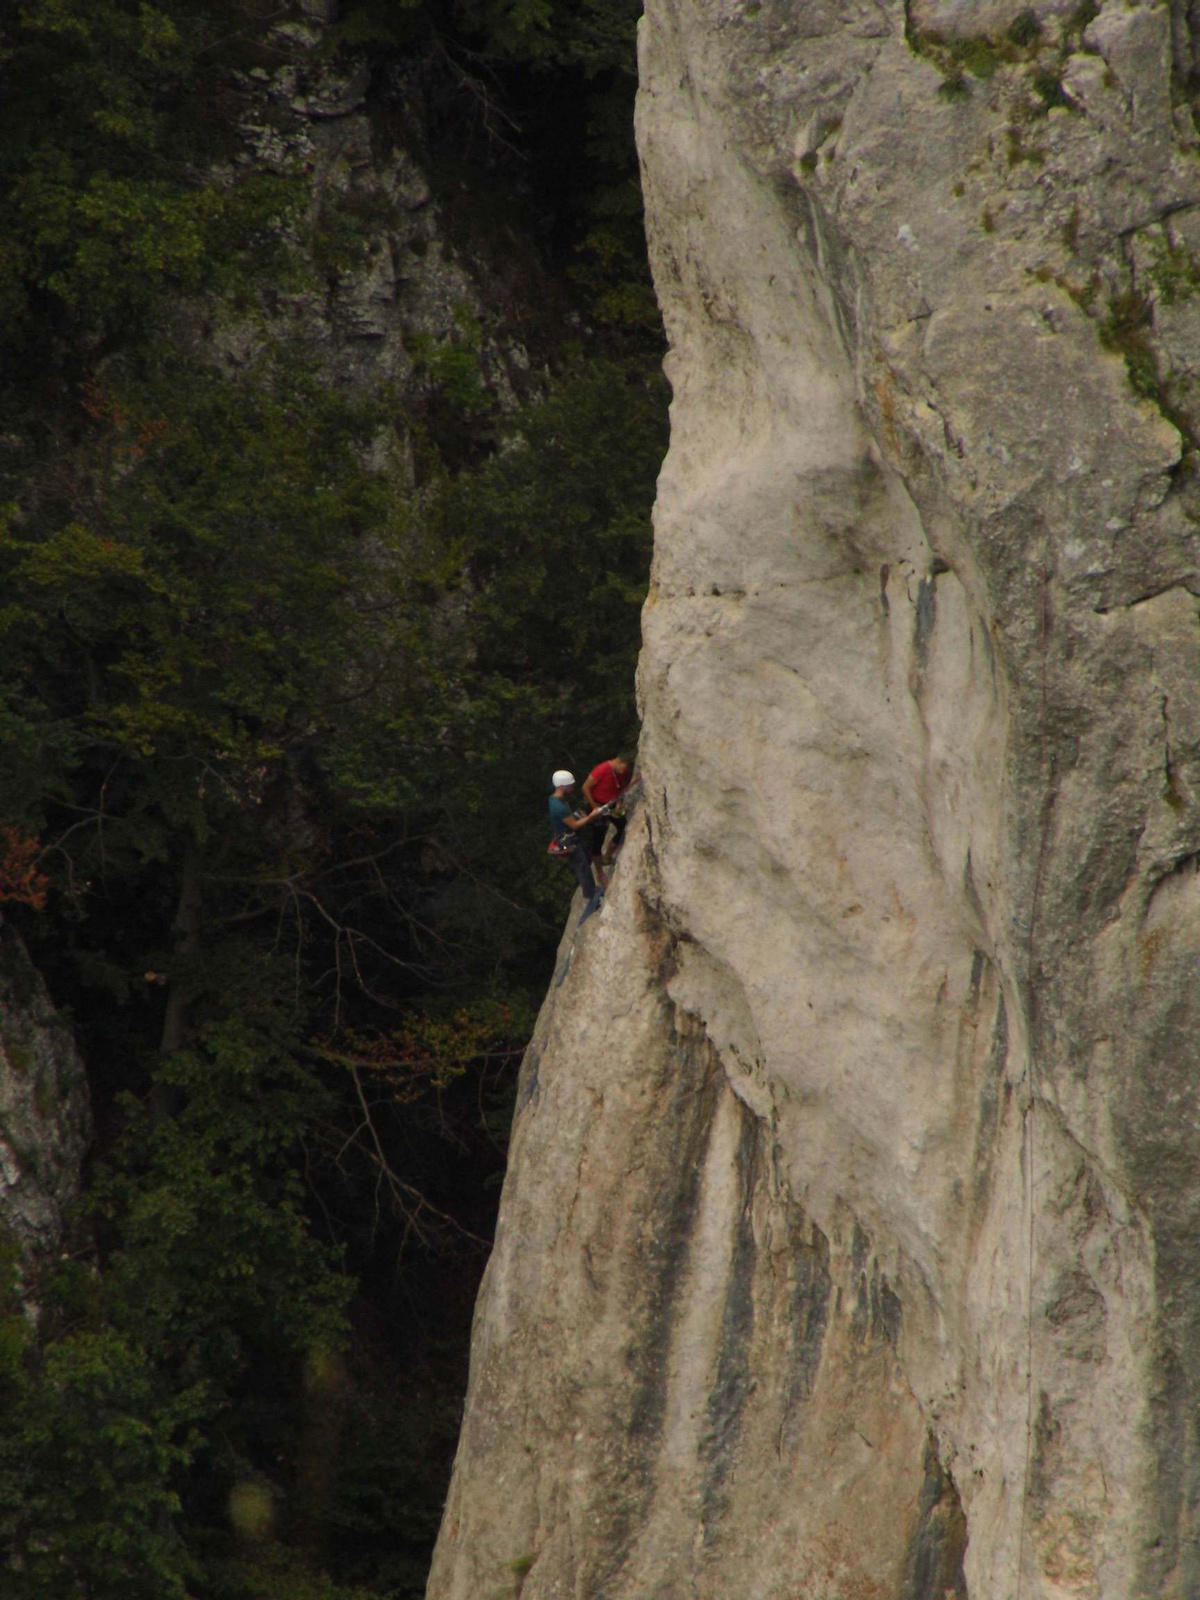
[213,11,545,410]
[0,927,90,1263]
[428,3,1200,1597]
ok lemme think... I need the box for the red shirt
[588,761,630,806]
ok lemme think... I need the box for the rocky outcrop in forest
[207,5,542,405]
[0,928,89,1274]
[429,3,1200,1596]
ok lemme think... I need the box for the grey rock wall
[428,4,1200,1597]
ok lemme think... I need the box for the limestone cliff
[428,4,1200,1597]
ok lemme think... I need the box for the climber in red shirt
[583,751,636,862]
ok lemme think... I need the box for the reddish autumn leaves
[0,827,47,910]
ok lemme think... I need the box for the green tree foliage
[452,0,642,70]
[0,351,661,1590]
[2,363,422,814]
[432,356,666,922]
[0,0,665,1594]
[0,1021,351,1599]
[0,1318,203,1599]
[0,0,303,353]
[333,0,640,71]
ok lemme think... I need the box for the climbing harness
[548,802,613,859]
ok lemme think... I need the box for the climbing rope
[1014,1093,1037,1600]
[1014,561,1055,1600]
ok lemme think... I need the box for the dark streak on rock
[1144,1345,1187,1594]
[865,1261,903,1348]
[852,1269,872,1343]
[878,1273,903,1348]
[850,1220,875,1344]
[899,1432,969,1600]
[972,987,1008,1218]
[784,1217,831,1419]
[852,1219,870,1277]
[1044,1268,1107,1361]
[589,1013,723,1593]
[1028,1389,1059,1510]
[980,618,997,682]
[914,573,937,667]
[967,946,986,1009]
[963,853,987,934]
[700,1102,760,1541]
[848,1222,904,1350]
[627,1031,721,1450]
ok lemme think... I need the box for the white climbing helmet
[551,769,575,788]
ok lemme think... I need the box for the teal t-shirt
[548,795,572,840]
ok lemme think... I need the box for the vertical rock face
[429,4,1200,1598]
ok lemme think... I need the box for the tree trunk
[160,839,202,1058]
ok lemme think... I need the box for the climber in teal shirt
[548,769,606,913]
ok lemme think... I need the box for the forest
[0,1,664,1594]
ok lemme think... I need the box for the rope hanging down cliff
[1015,558,1056,1600]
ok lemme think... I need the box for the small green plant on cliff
[410,307,492,422]
[1006,124,1047,165]
[952,35,1005,78]
[1067,0,1101,35]
[938,69,971,102]
[1151,240,1200,306]
[1098,289,1199,445]
[908,10,1084,127]
[1062,271,1100,314]
[1101,290,1161,399]
[487,1552,536,1600]
[1032,66,1072,110]
[907,16,1048,97]
[1007,10,1043,47]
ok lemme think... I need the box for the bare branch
[315,1066,492,1256]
